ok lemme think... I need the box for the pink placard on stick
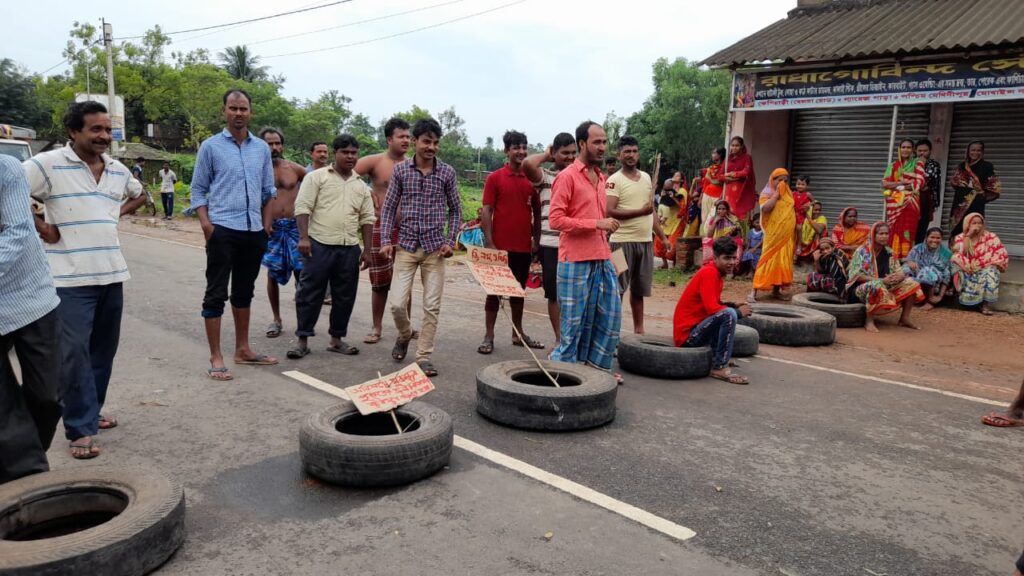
[343,363,435,415]
[466,246,527,298]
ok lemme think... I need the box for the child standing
[792,175,814,258]
[740,212,763,277]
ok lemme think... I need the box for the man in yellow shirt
[606,136,668,334]
[287,134,375,359]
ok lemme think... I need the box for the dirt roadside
[120,215,1023,404]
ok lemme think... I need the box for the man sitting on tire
[672,236,753,384]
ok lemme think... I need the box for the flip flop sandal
[981,413,1024,427]
[236,354,278,365]
[512,335,545,349]
[710,372,750,385]
[287,347,311,359]
[98,415,118,429]
[207,367,234,381]
[363,332,382,344]
[417,359,438,377]
[477,339,495,355]
[326,342,359,355]
[614,372,625,386]
[266,322,282,338]
[392,337,411,361]
[69,438,100,460]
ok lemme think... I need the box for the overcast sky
[8,0,794,146]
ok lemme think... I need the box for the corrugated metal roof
[702,0,1024,67]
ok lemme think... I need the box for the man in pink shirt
[548,121,622,382]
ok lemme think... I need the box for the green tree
[217,45,269,82]
[626,58,730,177]
[0,59,48,127]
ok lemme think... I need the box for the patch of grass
[652,267,695,287]
[460,182,483,222]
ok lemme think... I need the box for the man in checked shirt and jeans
[378,118,462,377]
[190,89,279,381]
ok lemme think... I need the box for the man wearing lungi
[548,121,624,384]
[259,128,307,338]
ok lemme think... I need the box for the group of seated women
[806,209,1009,331]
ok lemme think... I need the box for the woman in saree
[949,141,1001,239]
[846,222,924,332]
[832,206,871,259]
[654,183,683,269]
[806,237,849,300]
[797,200,828,261]
[696,147,727,234]
[906,227,952,310]
[724,136,757,220]
[702,200,743,272]
[951,213,1009,316]
[881,138,926,259]
[749,168,795,302]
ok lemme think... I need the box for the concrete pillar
[928,103,954,228]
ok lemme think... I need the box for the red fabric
[483,165,539,253]
[549,159,611,262]
[673,263,726,346]
[724,152,756,218]
[792,191,810,226]
[702,163,724,199]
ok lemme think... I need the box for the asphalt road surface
[39,232,1022,576]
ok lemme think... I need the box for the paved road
[41,233,1022,576]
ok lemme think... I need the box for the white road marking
[281,369,697,542]
[756,355,1008,407]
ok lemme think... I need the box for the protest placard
[343,363,435,415]
[466,246,527,298]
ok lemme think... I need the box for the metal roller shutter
[945,101,1024,256]
[790,105,931,227]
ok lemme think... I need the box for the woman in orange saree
[749,168,795,301]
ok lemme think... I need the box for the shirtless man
[354,117,415,344]
[259,128,307,338]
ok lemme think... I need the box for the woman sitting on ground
[739,212,762,278]
[906,226,952,310]
[796,201,827,263]
[846,222,925,332]
[951,213,1009,316]
[806,237,848,300]
[703,200,743,274]
[832,206,871,259]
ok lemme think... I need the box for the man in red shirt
[549,121,623,381]
[478,130,543,354]
[673,236,753,384]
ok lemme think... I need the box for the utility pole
[102,19,120,155]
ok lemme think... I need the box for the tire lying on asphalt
[476,360,617,431]
[733,324,760,358]
[738,303,836,346]
[300,400,453,487]
[0,466,185,576]
[617,334,712,379]
[791,291,866,328]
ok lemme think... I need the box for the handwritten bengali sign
[466,246,527,298]
[732,56,1024,111]
[344,363,435,415]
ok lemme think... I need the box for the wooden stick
[650,152,662,201]
[499,299,560,387]
[378,370,404,434]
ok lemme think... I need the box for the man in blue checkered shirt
[378,118,462,377]
[190,89,279,381]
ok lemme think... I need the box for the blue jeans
[683,307,737,370]
[56,284,123,441]
[161,192,174,218]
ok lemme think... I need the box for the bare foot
[980,303,994,316]
[921,302,934,311]
[898,319,920,330]
[864,319,879,333]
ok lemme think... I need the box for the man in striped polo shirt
[523,132,577,343]
[24,100,147,459]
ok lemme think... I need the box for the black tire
[738,303,836,346]
[733,324,760,357]
[617,334,712,379]
[792,292,866,328]
[0,466,185,576]
[299,400,454,488]
[476,360,617,431]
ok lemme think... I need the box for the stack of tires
[615,324,759,380]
